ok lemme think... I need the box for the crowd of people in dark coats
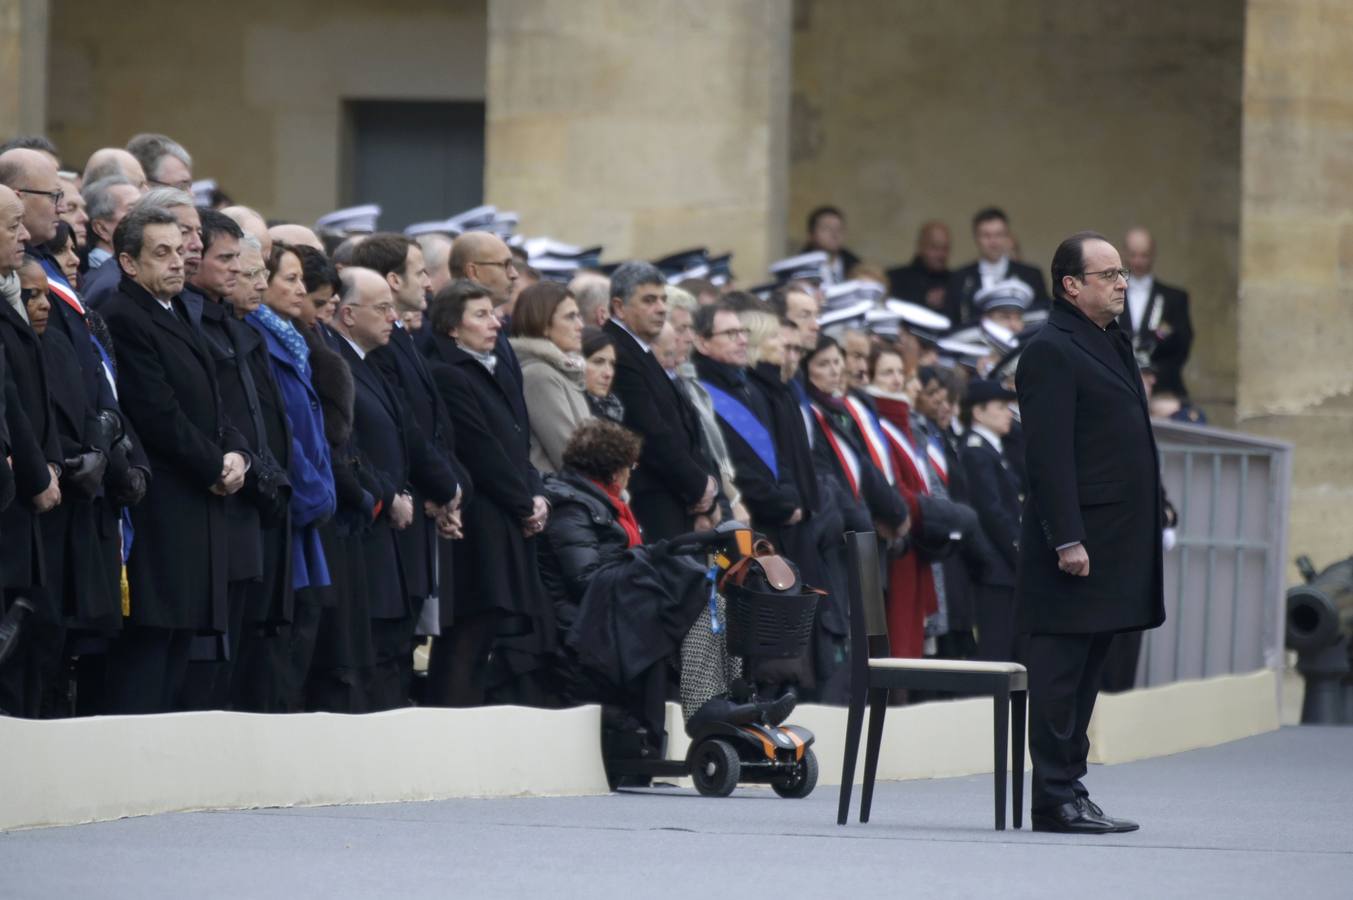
[0,132,1194,719]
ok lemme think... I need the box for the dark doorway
[343,100,485,231]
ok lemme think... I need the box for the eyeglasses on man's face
[1081,267,1130,283]
[16,187,63,206]
[710,327,751,340]
[149,178,193,192]
[474,259,518,273]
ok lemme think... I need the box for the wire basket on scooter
[723,584,819,660]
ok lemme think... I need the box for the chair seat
[869,657,1026,675]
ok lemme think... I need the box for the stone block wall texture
[1238,0,1353,576]
[484,0,792,281]
[44,0,486,225]
[0,0,48,139]
[789,0,1244,417]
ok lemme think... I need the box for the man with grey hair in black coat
[1016,230,1165,835]
[603,261,718,541]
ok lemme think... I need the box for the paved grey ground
[2,726,1351,899]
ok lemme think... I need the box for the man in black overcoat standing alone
[1016,231,1165,834]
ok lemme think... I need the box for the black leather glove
[61,449,107,500]
[90,409,125,455]
[109,465,148,508]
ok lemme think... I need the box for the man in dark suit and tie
[946,207,1049,326]
[604,261,718,540]
[1016,231,1165,834]
[1120,227,1194,398]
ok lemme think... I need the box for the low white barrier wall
[0,669,1279,831]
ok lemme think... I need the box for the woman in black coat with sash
[424,279,552,707]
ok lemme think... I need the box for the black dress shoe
[1081,797,1139,833]
[1031,801,1121,834]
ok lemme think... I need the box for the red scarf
[592,479,643,548]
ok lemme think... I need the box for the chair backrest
[845,531,890,681]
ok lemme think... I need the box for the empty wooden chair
[836,531,1028,830]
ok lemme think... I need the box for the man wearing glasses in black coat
[1016,231,1165,835]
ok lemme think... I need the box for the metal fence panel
[1141,421,1292,689]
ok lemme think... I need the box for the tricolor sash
[843,394,895,486]
[879,417,928,492]
[810,404,861,497]
[925,436,949,486]
[701,381,777,478]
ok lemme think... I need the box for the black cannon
[1286,555,1353,724]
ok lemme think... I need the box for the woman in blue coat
[244,242,337,708]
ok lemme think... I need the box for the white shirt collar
[971,423,1004,455]
[977,256,1008,288]
[611,316,651,354]
[339,332,367,360]
[1126,274,1153,331]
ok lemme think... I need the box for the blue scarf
[250,305,310,377]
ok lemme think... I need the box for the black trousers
[1027,631,1114,811]
[104,624,195,714]
[1100,631,1143,693]
[974,584,1022,663]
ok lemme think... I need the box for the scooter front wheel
[772,748,819,799]
[691,738,741,797]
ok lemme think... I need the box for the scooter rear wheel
[691,739,741,797]
[772,748,818,799]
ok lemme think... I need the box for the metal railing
[1138,420,1293,688]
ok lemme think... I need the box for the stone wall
[789,0,1245,418]
[0,0,49,139]
[44,0,486,224]
[1238,0,1353,575]
[484,0,792,279]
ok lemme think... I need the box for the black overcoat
[39,324,121,628]
[693,354,801,537]
[604,319,713,540]
[102,278,244,632]
[427,334,549,631]
[0,296,60,595]
[1014,300,1165,635]
[333,334,409,620]
[959,430,1022,588]
[370,323,462,611]
[1115,278,1193,397]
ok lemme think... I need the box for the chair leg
[859,688,889,824]
[1011,689,1027,830]
[837,681,867,826]
[993,687,1009,831]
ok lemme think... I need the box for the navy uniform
[959,380,1024,663]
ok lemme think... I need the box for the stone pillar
[485,0,791,280]
[0,0,47,141]
[1238,0,1353,573]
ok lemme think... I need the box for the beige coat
[510,335,593,472]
